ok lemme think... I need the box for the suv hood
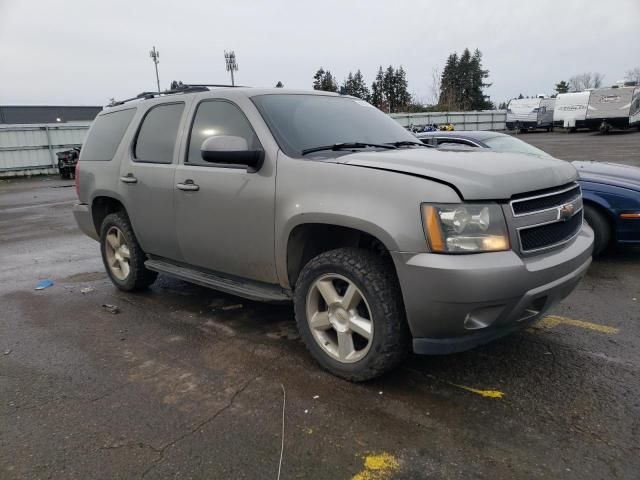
[340,148,577,200]
[572,161,640,191]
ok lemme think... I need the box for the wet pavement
[1,148,639,479]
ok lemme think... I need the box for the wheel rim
[105,226,131,281]
[305,274,373,364]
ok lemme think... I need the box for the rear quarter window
[80,108,136,161]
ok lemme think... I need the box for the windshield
[483,135,551,158]
[251,94,419,157]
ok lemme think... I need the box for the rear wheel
[584,205,611,256]
[294,248,410,381]
[100,212,157,291]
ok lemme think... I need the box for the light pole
[149,46,161,94]
[224,51,238,86]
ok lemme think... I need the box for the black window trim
[184,98,263,168]
[436,137,481,148]
[131,101,186,164]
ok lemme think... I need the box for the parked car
[56,147,80,179]
[416,130,640,255]
[73,87,593,381]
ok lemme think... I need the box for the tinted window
[134,103,185,164]
[252,94,417,157]
[187,101,260,165]
[80,109,135,161]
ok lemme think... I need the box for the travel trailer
[553,91,591,131]
[506,96,555,132]
[629,86,640,129]
[585,85,636,133]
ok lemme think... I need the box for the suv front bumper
[392,224,594,354]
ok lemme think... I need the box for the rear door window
[134,103,185,164]
[80,109,136,161]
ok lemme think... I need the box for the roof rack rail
[109,83,247,107]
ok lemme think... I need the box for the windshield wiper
[386,140,431,148]
[301,142,397,156]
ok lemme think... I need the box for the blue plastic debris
[35,279,54,290]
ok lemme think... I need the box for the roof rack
[109,83,247,106]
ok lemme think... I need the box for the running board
[144,258,291,303]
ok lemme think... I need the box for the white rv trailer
[585,85,636,132]
[553,91,591,131]
[506,97,555,131]
[629,86,640,129]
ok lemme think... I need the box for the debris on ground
[221,304,243,311]
[3,349,11,355]
[102,304,120,314]
[209,298,227,308]
[312,395,319,399]
[35,279,54,290]
[80,287,95,294]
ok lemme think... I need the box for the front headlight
[422,203,510,253]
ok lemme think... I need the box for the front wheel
[100,212,158,291]
[294,248,410,381]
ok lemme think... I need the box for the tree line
[312,47,493,113]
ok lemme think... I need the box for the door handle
[176,179,200,192]
[120,174,138,184]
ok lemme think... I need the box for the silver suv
[73,86,593,381]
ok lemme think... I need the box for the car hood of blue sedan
[572,161,640,191]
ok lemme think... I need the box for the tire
[584,205,611,256]
[294,248,410,382]
[60,170,70,179]
[99,212,158,291]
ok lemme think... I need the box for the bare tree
[568,72,605,91]
[625,67,640,85]
[428,67,441,106]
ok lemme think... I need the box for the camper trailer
[585,85,635,133]
[629,86,640,129]
[506,96,555,132]
[553,91,591,131]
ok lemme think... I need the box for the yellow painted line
[449,383,505,399]
[537,315,619,334]
[352,452,400,480]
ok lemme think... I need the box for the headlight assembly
[422,203,510,253]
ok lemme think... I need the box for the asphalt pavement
[1,133,639,479]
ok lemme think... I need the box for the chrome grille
[510,182,584,253]
[511,184,581,216]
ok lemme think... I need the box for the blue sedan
[416,131,640,255]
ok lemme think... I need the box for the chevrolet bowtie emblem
[558,202,575,221]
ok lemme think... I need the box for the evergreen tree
[370,66,385,110]
[313,68,325,90]
[438,49,491,111]
[555,80,569,94]
[394,66,411,112]
[275,81,284,88]
[382,65,396,112]
[312,67,338,92]
[352,70,370,101]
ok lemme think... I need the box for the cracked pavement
[1,137,639,480]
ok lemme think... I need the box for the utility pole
[224,51,238,86]
[149,46,161,94]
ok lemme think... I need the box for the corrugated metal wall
[391,110,506,131]
[0,123,90,176]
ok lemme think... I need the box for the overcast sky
[1,0,638,107]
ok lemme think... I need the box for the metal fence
[391,110,507,131]
[0,110,507,177]
[0,123,90,177]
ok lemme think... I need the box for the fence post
[44,126,55,168]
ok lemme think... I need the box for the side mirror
[200,135,264,173]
